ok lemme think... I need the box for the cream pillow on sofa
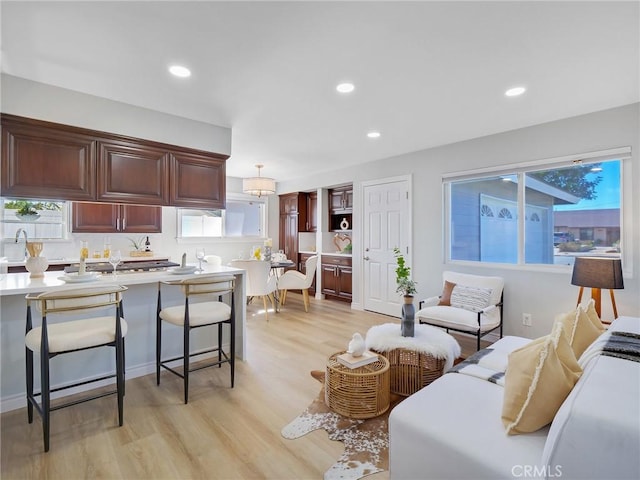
[502,322,582,435]
[582,299,607,332]
[556,305,604,358]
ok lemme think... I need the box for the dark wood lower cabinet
[72,202,162,233]
[321,255,352,302]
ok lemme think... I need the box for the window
[445,149,626,266]
[178,197,266,238]
[1,199,68,240]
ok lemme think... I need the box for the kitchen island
[0,264,246,413]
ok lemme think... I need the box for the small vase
[401,295,415,337]
[26,256,48,278]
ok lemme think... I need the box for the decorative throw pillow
[438,281,456,306]
[502,322,582,435]
[556,306,603,358]
[582,299,606,333]
[450,284,492,312]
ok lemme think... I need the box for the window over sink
[1,198,68,240]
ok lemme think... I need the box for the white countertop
[321,252,352,257]
[0,264,243,296]
[5,255,169,268]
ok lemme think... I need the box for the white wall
[0,74,231,154]
[277,103,640,339]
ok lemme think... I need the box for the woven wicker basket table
[366,323,459,396]
[324,351,390,419]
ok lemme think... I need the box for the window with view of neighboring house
[445,150,626,267]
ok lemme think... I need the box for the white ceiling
[1,1,638,181]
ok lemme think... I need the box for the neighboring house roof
[554,209,620,228]
[525,175,581,205]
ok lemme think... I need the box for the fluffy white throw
[365,323,461,371]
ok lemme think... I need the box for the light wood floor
[1,294,481,480]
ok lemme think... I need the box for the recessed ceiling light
[169,65,191,78]
[367,131,381,139]
[336,83,355,93]
[505,86,526,97]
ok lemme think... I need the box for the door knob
[364,256,370,261]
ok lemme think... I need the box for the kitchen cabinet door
[307,192,318,232]
[97,139,169,205]
[337,266,353,300]
[121,205,162,233]
[170,151,226,209]
[321,264,339,296]
[72,202,161,233]
[1,115,96,201]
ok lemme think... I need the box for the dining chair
[277,255,319,312]
[25,284,128,452]
[156,274,236,404]
[229,259,277,321]
[204,255,222,267]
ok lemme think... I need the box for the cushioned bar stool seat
[156,274,236,404]
[25,284,128,452]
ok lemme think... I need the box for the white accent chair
[25,284,128,452]
[229,260,277,321]
[277,255,318,312]
[416,271,504,351]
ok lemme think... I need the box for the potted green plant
[393,247,416,337]
[393,247,417,297]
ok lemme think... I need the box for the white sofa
[389,316,640,480]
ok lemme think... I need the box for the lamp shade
[571,257,624,290]
[243,164,276,197]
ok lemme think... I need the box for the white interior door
[363,177,411,316]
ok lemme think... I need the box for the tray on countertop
[65,260,180,273]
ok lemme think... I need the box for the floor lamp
[571,257,624,319]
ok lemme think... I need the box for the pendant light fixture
[243,164,276,197]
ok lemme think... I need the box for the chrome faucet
[15,228,28,260]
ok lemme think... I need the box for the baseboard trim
[0,347,227,414]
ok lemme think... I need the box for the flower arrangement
[393,247,417,297]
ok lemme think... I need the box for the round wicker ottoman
[366,323,461,396]
[324,351,390,419]
[376,348,445,396]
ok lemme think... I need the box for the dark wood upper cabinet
[1,115,96,201]
[307,191,318,232]
[1,114,228,209]
[329,184,353,231]
[329,185,353,213]
[72,202,162,233]
[170,151,226,209]
[97,140,169,205]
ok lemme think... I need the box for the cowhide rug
[281,371,402,480]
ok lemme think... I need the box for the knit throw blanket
[579,330,640,367]
[448,346,508,386]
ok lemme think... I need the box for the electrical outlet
[522,313,532,326]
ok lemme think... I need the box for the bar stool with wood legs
[25,284,128,452]
[156,274,236,404]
